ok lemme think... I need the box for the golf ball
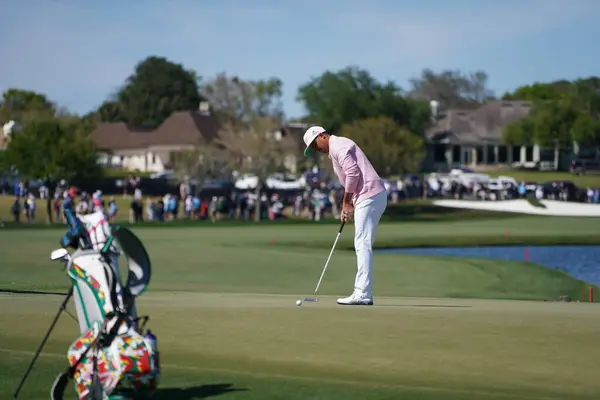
[296,300,302,306]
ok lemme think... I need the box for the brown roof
[90,122,152,150]
[150,111,219,146]
[90,112,219,151]
[425,101,532,145]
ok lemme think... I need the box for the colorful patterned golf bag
[53,212,160,400]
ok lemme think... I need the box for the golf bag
[51,214,160,400]
[77,211,142,329]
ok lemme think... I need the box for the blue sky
[1,0,599,119]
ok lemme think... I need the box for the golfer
[303,126,387,305]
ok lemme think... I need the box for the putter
[13,287,74,399]
[304,221,345,302]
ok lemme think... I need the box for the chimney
[198,101,210,115]
[429,100,439,123]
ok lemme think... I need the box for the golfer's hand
[341,202,354,222]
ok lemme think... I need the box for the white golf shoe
[336,292,373,306]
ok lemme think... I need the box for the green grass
[0,195,520,228]
[4,295,600,400]
[0,194,136,224]
[484,168,600,187]
[1,217,599,399]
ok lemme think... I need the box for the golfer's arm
[341,151,360,202]
[342,192,354,206]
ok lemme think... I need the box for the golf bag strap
[100,235,115,255]
[100,311,128,347]
[99,255,125,317]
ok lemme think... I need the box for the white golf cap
[303,126,326,156]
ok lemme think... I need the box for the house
[91,110,219,173]
[424,100,545,171]
[90,107,311,175]
[278,122,315,173]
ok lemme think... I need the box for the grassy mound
[1,217,596,301]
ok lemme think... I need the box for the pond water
[377,246,600,286]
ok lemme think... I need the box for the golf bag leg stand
[13,287,74,399]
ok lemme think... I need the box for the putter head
[50,372,69,400]
[303,298,318,302]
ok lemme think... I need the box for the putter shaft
[307,221,345,301]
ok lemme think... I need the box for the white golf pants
[353,190,387,297]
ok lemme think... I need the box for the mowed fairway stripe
[0,348,559,400]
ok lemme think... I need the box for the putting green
[1,217,599,399]
[2,293,600,399]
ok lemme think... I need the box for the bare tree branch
[215,117,289,221]
[172,138,230,194]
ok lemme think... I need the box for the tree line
[502,78,600,154]
[1,55,599,187]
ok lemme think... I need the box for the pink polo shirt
[328,135,385,204]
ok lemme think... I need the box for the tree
[408,69,495,110]
[296,66,428,134]
[96,100,126,123]
[571,113,600,147]
[503,77,600,117]
[503,78,600,161]
[532,101,580,149]
[502,99,597,167]
[340,116,424,176]
[0,89,56,123]
[201,74,290,221]
[0,150,8,176]
[502,82,568,102]
[116,56,203,128]
[200,73,284,126]
[3,118,102,181]
[533,100,582,167]
[502,117,535,146]
[171,138,230,193]
[215,117,291,222]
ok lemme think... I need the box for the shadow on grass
[375,304,472,308]
[153,383,248,399]
[0,288,67,296]
[380,201,513,223]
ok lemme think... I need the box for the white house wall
[97,151,166,173]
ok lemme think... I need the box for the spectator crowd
[2,170,599,225]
